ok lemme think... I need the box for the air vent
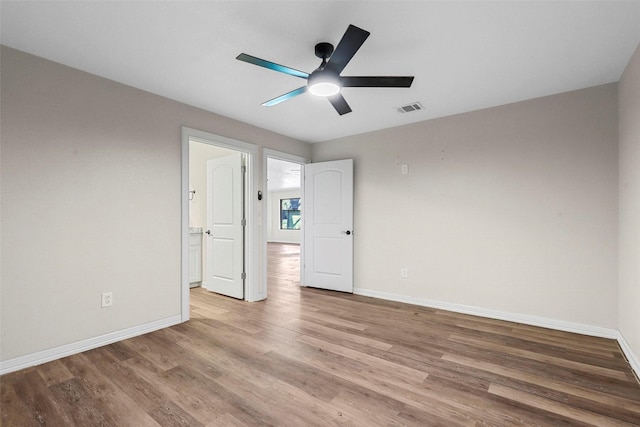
[397,102,424,113]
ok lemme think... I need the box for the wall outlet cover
[101,292,113,308]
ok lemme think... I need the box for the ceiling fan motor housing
[315,42,334,61]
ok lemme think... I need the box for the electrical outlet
[401,268,408,278]
[101,292,113,308]
[401,164,409,175]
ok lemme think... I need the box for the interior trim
[0,315,182,376]
[616,331,640,381]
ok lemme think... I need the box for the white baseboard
[616,331,640,380]
[354,287,639,379]
[0,315,182,376]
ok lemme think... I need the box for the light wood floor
[2,243,639,426]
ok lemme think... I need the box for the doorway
[264,150,308,298]
[181,128,258,321]
[266,157,302,293]
[190,141,246,299]
[262,153,354,297]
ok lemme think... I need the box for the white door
[303,159,354,293]
[205,153,245,299]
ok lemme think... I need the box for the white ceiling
[2,1,640,143]
[267,158,301,192]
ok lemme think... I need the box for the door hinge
[241,165,246,173]
[241,272,246,280]
[241,218,246,227]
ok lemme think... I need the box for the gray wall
[0,46,311,362]
[619,44,640,362]
[312,84,619,329]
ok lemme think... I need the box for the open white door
[303,159,354,293]
[205,153,245,299]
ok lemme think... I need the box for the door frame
[181,127,258,321]
[262,149,309,298]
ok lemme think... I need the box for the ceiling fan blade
[324,25,370,75]
[328,93,352,115]
[341,76,414,88]
[237,53,309,79]
[262,86,307,107]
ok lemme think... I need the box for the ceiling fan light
[309,82,340,97]
[308,70,341,97]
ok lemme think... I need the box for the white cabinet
[189,228,203,287]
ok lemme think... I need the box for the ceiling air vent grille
[398,102,424,113]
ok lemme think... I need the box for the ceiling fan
[236,24,414,115]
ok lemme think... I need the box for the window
[280,198,301,230]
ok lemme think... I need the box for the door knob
[342,230,351,235]
[205,230,211,235]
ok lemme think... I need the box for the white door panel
[205,153,245,299]
[303,159,353,293]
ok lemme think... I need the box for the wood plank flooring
[2,242,639,425]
